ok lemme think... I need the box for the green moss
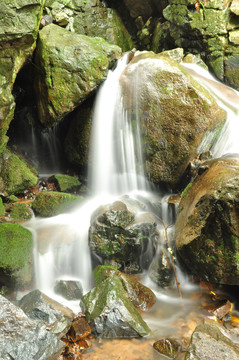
[32,191,83,217]
[0,223,33,271]
[93,265,118,286]
[53,174,81,193]
[10,203,33,220]
[181,182,193,201]
[0,198,5,215]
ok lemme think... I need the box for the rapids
[25,55,239,339]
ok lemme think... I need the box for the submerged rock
[32,191,82,217]
[54,279,83,300]
[0,294,64,360]
[82,276,151,338]
[34,23,121,127]
[89,200,158,273]
[153,337,181,359]
[120,52,226,188]
[176,157,239,285]
[185,320,239,360]
[19,289,74,338]
[0,223,33,288]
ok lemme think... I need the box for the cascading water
[26,55,239,343]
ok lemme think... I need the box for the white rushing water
[26,57,239,316]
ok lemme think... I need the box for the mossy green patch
[51,174,81,193]
[0,223,33,271]
[10,203,33,220]
[32,191,83,217]
[0,198,5,215]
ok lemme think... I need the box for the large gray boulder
[120,52,226,187]
[0,295,64,360]
[34,23,121,127]
[176,157,239,285]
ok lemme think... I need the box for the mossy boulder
[120,52,226,187]
[48,174,81,193]
[45,0,133,51]
[0,198,5,216]
[82,276,151,338]
[0,150,38,196]
[176,157,239,285]
[93,265,156,311]
[0,0,44,155]
[34,23,121,127]
[0,223,33,288]
[32,191,83,217]
[10,203,34,221]
[89,200,157,273]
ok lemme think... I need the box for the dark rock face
[185,321,239,360]
[120,52,226,187]
[18,289,74,338]
[176,157,239,285]
[0,294,64,360]
[89,200,158,273]
[82,276,151,338]
[149,247,175,287]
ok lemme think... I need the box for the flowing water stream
[25,56,239,353]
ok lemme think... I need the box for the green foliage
[181,182,193,201]
[0,198,5,215]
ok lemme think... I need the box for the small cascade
[89,55,149,196]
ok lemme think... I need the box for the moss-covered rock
[32,191,83,217]
[45,0,133,51]
[82,276,151,338]
[89,200,157,273]
[0,223,33,288]
[176,157,239,285]
[48,174,81,193]
[93,265,156,311]
[0,0,44,155]
[10,203,33,221]
[0,198,5,216]
[0,149,38,196]
[120,52,226,187]
[34,23,121,127]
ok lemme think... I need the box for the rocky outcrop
[0,0,44,155]
[34,23,121,127]
[0,223,33,288]
[149,247,175,287]
[176,157,239,285]
[44,0,133,51]
[0,295,64,360]
[19,289,74,338]
[81,276,151,338]
[54,279,83,300]
[48,174,81,193]
[185,320,239,360]
[89,200,158,273]
[120,52,226,187]
[32,191,83,217]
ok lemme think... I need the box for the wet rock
[89,200,158,273]
[185,320,239,360]
[176,157,239,285]
[34,23,121,127]
[18,289,74,338]
[204,297,232,320]
[32,191,83,217]
[0,223,33,288]
[0,294,64,360]
[0,0,44,155]
[153,337,181,359]
[67,314,91,342]
[82,276,151,338]
[149,247,175,287]
[48,174,81,193]
[120,52,226,187]
[10,202,34,221]
[54,280,83,300]
[0,149,38,196]
[94,265,156,311]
